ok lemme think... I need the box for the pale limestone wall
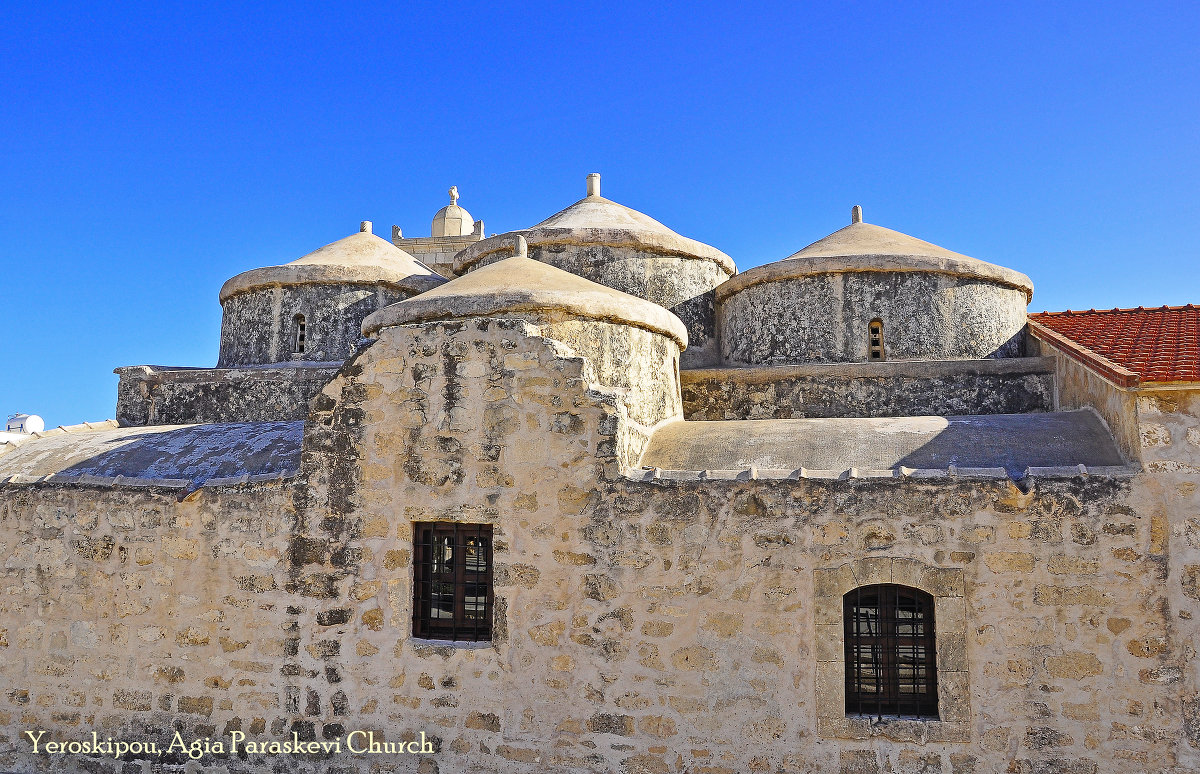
[1139,388,1200,772]
[284,318,1180,773]
[0,317,1195,774]
[0,483,298,771]
[1031,334,1141,462]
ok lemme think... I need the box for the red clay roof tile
[1030,305,1200,383]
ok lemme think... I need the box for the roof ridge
[1033,303,1199,316]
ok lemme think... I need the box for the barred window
[844,584,937,718]
[412,523,493,641]
[294,314,307,354]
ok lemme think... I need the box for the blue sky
[1,1,1197,427]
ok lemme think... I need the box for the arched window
[844,584,937,718]
[868,319,885,361]
[294,314,306,354]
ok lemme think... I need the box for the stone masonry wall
[0,481,300,773]
[0,317,1195,774]
[1139,387,1200,772]
[681,358,1054,420]
[218,284,410,367]
[281,317,1181,773]
[114,365,340,426]
[718,272,1027,365]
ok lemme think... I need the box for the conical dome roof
[220,222,446,302]
[363,236,688,347]
[453,174,735,275]
[716,207,1032,302]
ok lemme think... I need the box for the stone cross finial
[512,234,528,258]
[449,186,459,205]
[587,173,601,198]
[360,221,372,234]
[851,205,863,224]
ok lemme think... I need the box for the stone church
[1,175,1198,774]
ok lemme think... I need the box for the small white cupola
[431,186,475,237]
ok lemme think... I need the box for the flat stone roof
[0,421,302,490]
[638,410,1126,478]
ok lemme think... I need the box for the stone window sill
[408,637,492,650]
[818,716,970,743]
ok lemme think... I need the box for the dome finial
[586,173,601,198]
[512,234,528,258]
[851,205,863,224]
[360,221,372,234]
[448,186,459,205]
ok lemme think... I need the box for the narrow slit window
[412,522,494,642]
[844,584,938,719]
[294,314,306,354]
[868,319,885,361]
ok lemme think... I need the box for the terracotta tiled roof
[1030,305,1200,384]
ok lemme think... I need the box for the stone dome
[220,222,445,302]
[364,236,686,347]
[453,175,734,276]
[216,222,447,367]
[431,186,475,237]
[452,174,734,367]
[365,235,687,430]
[717,207,1034,366]
[718,207,1032,303]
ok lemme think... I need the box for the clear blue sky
[2,1,1197,427]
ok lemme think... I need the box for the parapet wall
[114,364,341,426]
[681,357,1054,420]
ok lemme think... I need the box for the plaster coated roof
[362,253,689,348]
[716,216,1033,302]
[1031,305,1200,384]
[0,421,303,489]
[639,411,1124,478]
[220,227,447,302]
[453,178,735,275]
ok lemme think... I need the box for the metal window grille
[868,320,885,361]
[412,522,493,641]
[294,314,307,354]
[844,584,938,719]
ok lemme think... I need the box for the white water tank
[6,414,45,434]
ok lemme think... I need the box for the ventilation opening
[294,314,306,354]
[868,319,885,361]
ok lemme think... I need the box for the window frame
[813,558,970,742]
[843,583,938,719]
[411,522,494,642]
[293,313,307,355]
[868,318,885,361]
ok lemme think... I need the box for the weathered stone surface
[1,259,1196,774]
[718,270,1028,365]
[219,283,413,367]
[115,363,340,426]
[681,358,1054,420]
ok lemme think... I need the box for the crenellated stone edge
[630,463,1140,483]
